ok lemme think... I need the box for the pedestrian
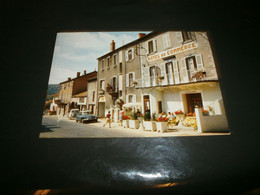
[119,109,124,126]
[103,111,111,128]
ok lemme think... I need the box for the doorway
[186,93,203,113]
[98,102,105,117]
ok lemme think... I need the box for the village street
[40,115,230,138]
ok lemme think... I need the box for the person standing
[119,109,124,126]
[103,111,111,128]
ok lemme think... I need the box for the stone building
[134,31,226,120]
[56,70,97,115]
[96,33,149,120]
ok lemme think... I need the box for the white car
[68,109,80,119]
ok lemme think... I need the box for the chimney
[77,72,80,77]
[110,40,115,51]
[138,33,146,39]
[68,77,71,81]
[84,70,86,75]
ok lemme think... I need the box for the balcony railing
[135,69,218,88]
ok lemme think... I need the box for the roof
[97,31,164,60]
[72,91,88,98]
[59,70,97,84]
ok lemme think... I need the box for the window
[125,48,134,61]
[119,63,122,74]
[119,90,122,97]
[147,40,157,54]
[128,95,133,103]
[148,40,154,53]
[163,34,171,48]
[92,91,95,102]
[101,59,104,70]
[128,49,132,61]
[113,54,117,66]
[112,77,117,91]
[100,80,105,90]
[129,73,133,86]
[182,31,193,42]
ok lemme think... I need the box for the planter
[156,121,168,133]
[143,121,156,131]
[123,120,129,128]
[129,120,140,129]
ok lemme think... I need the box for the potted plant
[155,116,169,133]
[202,109,209,116]
[174,110,185,127]
[122,115,130,128]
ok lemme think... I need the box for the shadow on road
[40,125,60,133]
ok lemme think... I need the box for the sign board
[147,42,198,62]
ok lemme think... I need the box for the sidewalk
[43,115,230,137]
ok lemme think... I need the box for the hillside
[48,84,60,95]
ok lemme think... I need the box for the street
[40,115,230,138]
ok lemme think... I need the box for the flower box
[156,122,168,133]
[123,120,129,128]
[143,121,156,131]
[129,120,140,129]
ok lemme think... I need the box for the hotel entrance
[186,93,203,113]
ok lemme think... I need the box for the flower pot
[143,121,156,131]
[129,120,140,129]
[123,120,129,128]
[156,122,168,133]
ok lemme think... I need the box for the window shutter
[180,59,188,83]
[125,51,128,61]
[119,51,122,63]
[126,95,129,103]
[132,72,135,83]
[133,95,136,103]
[153,39,157,52]
[143,67,150,87]
[160,63,167,85]
[173,60,180,84]
[115,76,117,91]
[176,31,183,42]
[195,54,204,71]
[119,75,122,90]
[145,42,149,55]
[131,48,134,59]
[126,73,129,87]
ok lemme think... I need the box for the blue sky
[48,31,151,84]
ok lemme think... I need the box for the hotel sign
[147,41,198,62]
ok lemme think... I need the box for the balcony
[106,84,118,99]
[135,68,218,88]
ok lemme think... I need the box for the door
[173,60,180,84]
[143,95,151,120]
[186,93,203,113]
[186,56,197,81]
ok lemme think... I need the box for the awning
[122,102,142,108]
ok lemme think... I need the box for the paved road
[40,116,230,138]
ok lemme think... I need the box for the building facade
[56,70,97,115]
[96,35,146,120]
[135,31,225,118]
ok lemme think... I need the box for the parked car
[75,111,98,123]
[68,109,80,120]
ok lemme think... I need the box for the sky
[48,32,151,84]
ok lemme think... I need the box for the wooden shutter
[160,63,167,85]
[176,31,183,42]
[133,95,136,103]
[125,50,128,61]
[173,60,180,84]
[119,51,122,63]
[195,54,204,71]
[153,39,157,52]
[131,48,134,59]
[126,95,129,103]
[180,59,189,83]
[143,67,150,87]
[119,75,122,90]
[126,73,129,87]
[145,42,149,55]
[132,72,135,83]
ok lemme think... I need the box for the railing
[135,69,218,88]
